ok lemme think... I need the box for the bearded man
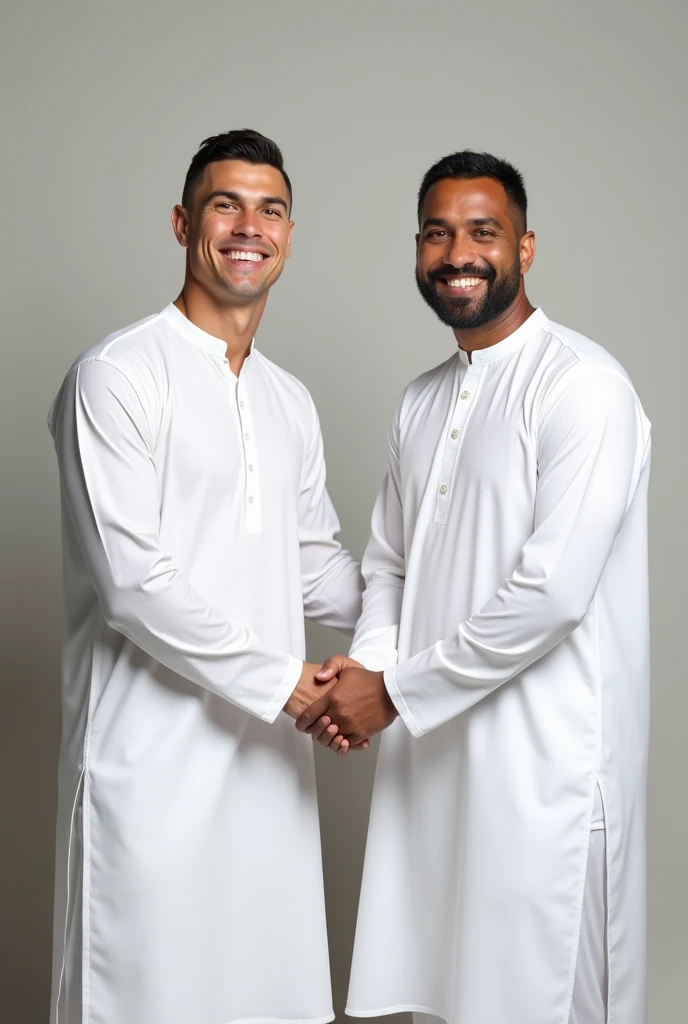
[302,151,651,1024]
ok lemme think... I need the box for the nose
[232,209,262,239]
[446,230,477,270]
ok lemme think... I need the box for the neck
[453,289,536,360]
[175,277,268,375]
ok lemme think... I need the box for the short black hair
[417,150,527,232]
[182,129,292,210]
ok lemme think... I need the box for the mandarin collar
[458,307,548,366]
[161,302,255,366]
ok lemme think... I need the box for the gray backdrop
[1,1,685,1020]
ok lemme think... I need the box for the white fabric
[413,830,608,1024]
[570,830,608,1024]
[347,310,650,1024]
[48,303,362,1024]
[591,782,605,831]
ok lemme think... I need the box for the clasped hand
[284,657,398,758]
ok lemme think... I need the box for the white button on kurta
[346,309,651,1024]
[48,303,363,1024]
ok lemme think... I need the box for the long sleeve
[298,401,363,634]
[52,358,302,722]
[387,366,651,737]
[348,402,405,671]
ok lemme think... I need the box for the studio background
[1,1,685,1020]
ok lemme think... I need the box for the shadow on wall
[0,505,62,1020]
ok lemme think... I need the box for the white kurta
[346,309,650,1024]
[48,302,362,1024]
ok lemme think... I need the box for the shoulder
[535,318,650,435]
[60,310,173,388]
[48,311,171,436]
[540,316,634,379]
[536,316,645,405]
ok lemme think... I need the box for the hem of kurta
[346,793,605,1024]
[345,1006,446,1020]
[261,654,304,723]
[383,665,423,737]
[220,1014,334,1024]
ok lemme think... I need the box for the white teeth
[227,251,264,262]
[447,277,483,288]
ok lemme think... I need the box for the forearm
[348,439,405,669]
[303,551,363,634]
[97,554,303,721]
[386,569,584,736]
[347,558,405,671]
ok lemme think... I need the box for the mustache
[427,263,496,284]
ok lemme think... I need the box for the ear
[519,230,536,275]
[415,232,421,250]
[285,219,294,260]
[171,205,190,248]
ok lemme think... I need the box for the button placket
[235,380,262,534]
[434,364,484,524]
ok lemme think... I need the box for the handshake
[283,656,399,757]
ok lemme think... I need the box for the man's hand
[283,661,367,757]
[283,662,335,720]
[307,655,370,755]
[314,654,363,683]
[295,666,399,751]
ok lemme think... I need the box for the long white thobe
[346,308,651,1024]
[47,302,363,1024]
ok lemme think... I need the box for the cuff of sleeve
[262,656,304,724]
[383,665,424,738]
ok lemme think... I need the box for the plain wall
[1,1,686,1020]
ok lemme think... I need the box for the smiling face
[172,159,293,307]
[415,176,534,330]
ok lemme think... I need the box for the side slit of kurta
[54,769,84,1024]
[560,594,606,1024]
[561,811,597,1024]
[80,624,103,1024]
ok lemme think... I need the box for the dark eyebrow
[202,189,288,211]
[468,217,505,230]
[260,195,289,211]
[421,216,506,231]
[421,217,452,230]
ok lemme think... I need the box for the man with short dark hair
[302,151,651,1024]
[48,129,363,1024]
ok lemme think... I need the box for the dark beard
[415,257,521,330]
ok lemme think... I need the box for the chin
[220,279,268,300]
[441,298,481,318]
